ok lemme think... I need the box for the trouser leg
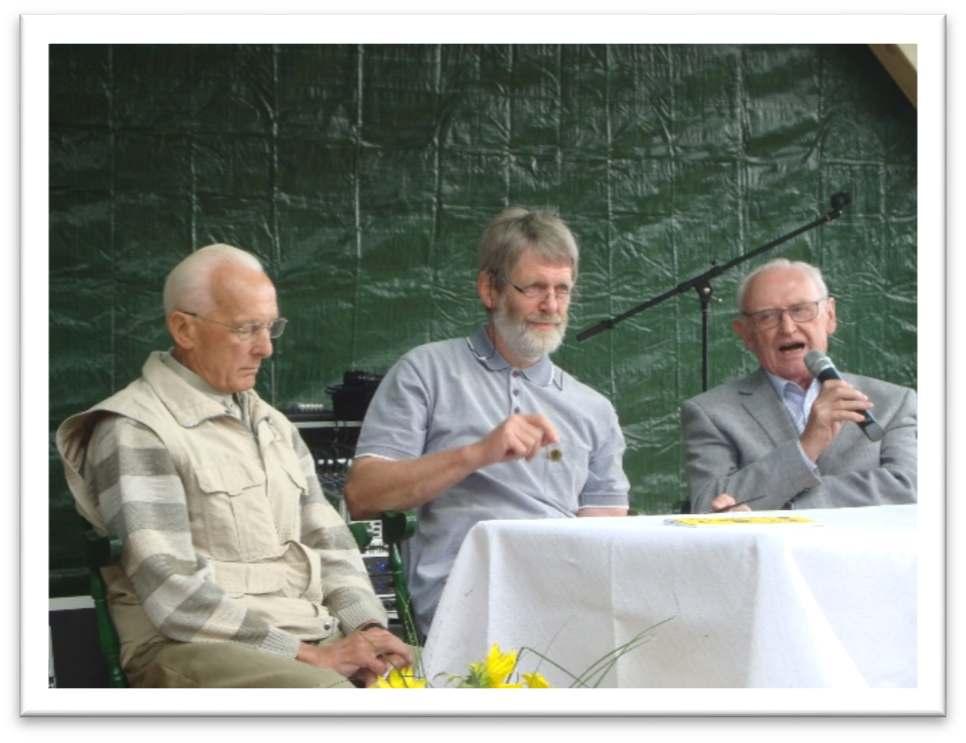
[125,636,353,688]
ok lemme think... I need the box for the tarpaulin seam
[504,45,513,206]
[351,44,364,367]
[604,44,617,401]
[108,44,118,393]
[267,44,281,405]
[431,44,443,345]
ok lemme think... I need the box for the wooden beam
[869,44,917,108]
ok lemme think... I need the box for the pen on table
[712,494,769,513]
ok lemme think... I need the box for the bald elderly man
[57,244,411,687]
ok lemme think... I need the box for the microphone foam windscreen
[804,350,833,376]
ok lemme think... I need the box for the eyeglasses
[181,311,288,340]
[510,282,574,301]
[742,299,827,330]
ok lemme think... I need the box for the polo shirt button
[512,371,520,377]
[514,407,520,413]
[512,389,519,396]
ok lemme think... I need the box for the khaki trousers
[125,632,353,688]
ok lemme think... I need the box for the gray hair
[162,243,264,315]
[736,258,829,312]
[478,207,579,288]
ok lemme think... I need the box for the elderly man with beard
[345,207,630,636]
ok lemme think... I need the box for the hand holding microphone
[800,350,883,460]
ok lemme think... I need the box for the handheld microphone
[804,350,884,442]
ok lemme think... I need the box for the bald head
[736,258,828,313]
[164,244,279,393]
[163,243,264,316]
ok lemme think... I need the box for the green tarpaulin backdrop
[48,44,916,595]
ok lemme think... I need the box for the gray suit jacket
[681,368,917,513]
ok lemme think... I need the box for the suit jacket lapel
[737,368,800,447]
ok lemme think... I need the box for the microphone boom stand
[576,192,851,391]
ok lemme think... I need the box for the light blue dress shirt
[765,370,821,467]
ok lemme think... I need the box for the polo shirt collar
[465,324,558,388]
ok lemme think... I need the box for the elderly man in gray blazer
[681,258,917,514]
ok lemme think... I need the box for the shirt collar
[465,325,560,388]
[143,351,251,427]
[764,369,818,399]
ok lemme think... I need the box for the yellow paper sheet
[663,515,817,527]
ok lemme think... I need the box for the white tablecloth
[422,504,916,688]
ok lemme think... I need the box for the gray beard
[492,305,566,362]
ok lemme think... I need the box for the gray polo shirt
[354,325,630,635]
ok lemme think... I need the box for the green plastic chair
[81,520,128,687]
[350,510,420,647]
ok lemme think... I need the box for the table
[422,504,916,688]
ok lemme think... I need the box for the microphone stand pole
[576,192,851,392]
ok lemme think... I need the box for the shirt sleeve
[87,416,302,658]
[291,430,388,633]
[578,403,631,509]
[353,355,431,461]
[795,440,822,472]
[791,386,917,509]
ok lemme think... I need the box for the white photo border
[22,11,945,716]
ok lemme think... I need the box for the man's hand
[709,493,751,513]
[800,379,874,462]
[296,626,412,687]
[472,414,559,467]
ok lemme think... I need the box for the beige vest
[57,352,335,663]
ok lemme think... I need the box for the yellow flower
[372,620,667,689]
[483,643,519,685]
[373,666,427,688]
[522,671,551,688]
